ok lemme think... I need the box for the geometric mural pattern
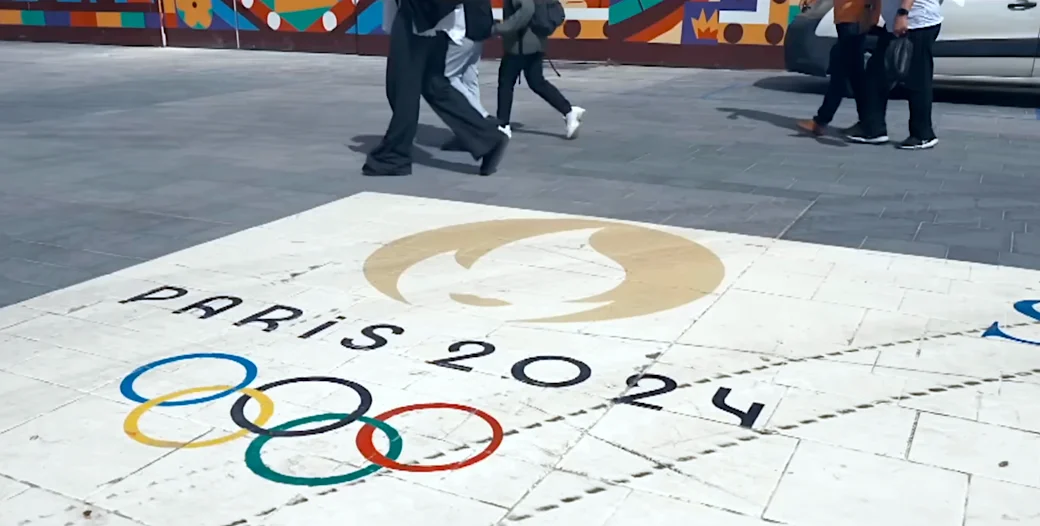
[0,0,803,65]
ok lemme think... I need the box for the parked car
[785,0,1040,87]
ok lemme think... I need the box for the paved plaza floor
[2,43,1040,526]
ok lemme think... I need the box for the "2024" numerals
[423,341,765,429]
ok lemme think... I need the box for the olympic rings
[229,376,372,438]
[125,385,276,449]
[120,353,257,407]
[118,351,505,487]
[356,403,503,473]
[244,415,403,487]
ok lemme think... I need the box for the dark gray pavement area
[2,42,1040,307]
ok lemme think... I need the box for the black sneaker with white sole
[896,137,939,150]
[844,124,889,144]
[846,132,890,144]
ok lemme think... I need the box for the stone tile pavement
[1,42,1039,308]
[2,191,1040,526]
[3,45,1040,525]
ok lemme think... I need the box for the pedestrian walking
[493,0,585,139]
[441,0,503,151]
[796,0,879,136]
[362,0,510,177]
[845,0,942,149]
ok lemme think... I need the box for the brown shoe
[796,119,824,136]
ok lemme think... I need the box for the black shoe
[441,136,464,151]
[896,136,939,150]
[479,131,510,176]
[362,163,412,176]
[845,124,889,145]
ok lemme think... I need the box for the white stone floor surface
[1,192,1039,526]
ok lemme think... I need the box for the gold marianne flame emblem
[363,218,724,323]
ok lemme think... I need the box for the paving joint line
[295,321,1033,514]
[480,320,1035,455]
[505,364,1040,521]
[500,321,1038,521]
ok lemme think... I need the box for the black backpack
[528,0,565,37]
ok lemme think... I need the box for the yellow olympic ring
[124,385,275,449]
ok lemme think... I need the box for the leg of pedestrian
[521,52,584,139]
[363,13,428,176]
[423,33,510,176]
[496,53,525,135]
[846,30,892,144]
[897,23,941,150]
[443,37,490,151]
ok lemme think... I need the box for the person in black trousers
[846,0,942,149]
[796,0,878,136]
[494,0,585,139]
[362,0,509,176]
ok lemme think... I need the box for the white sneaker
[499,125,512,138]
[565,107,585,139]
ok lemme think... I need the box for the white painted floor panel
[1,192,1039,526]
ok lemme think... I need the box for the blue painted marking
[982,321,1040,346]
[1014,300,1040,322]
[211,0,246,29]
[119,352,258,407]
[981,299,1040,346]
[356,0,383,35]
[222,0,257,30]
[1034,108,1039,120]
[44,10,70,25]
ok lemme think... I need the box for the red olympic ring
[355,402,504,472]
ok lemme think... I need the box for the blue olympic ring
[120,352,258,407]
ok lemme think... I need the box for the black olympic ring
[229,376,373,438]
[511,355,593,388]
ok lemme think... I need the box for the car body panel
[786,0,1040,85]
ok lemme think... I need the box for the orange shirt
[833,0,873,24]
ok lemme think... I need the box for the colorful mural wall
[0,0,799,68]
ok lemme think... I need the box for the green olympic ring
[244,414,402,486]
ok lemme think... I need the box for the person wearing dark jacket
[362,0,510,176]
[493,0,584,139]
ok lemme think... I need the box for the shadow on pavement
[717,107,849,147]
[413,123,454,148]
[754,75,1040,108]
[348,124,479,175]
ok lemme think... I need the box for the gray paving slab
[1,41,1039,307]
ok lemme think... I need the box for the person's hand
[893,14,908,36]
[799,0,812,10]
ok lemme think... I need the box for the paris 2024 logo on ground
[112,217,729,489]
[362,218,726,323]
